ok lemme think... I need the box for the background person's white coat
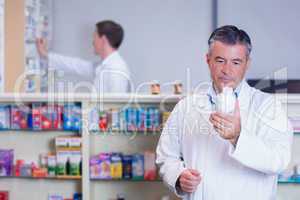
[48,51,131,93]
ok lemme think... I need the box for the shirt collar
[102,51,119,66]
[207,80,245,104]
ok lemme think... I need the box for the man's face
[93,31,104,55]
[206,41,250,93]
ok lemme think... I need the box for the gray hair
[208,25,252,58]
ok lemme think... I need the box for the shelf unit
[278,180,300,184]
[0,93,299,200]
[0,93,181,200]
[2,0,52,93]
[0,175,82,180]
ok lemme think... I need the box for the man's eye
[233,62,240,65]
[216,60,224,63]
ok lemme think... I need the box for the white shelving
[0,94,181,200]
[1,0,53,93]
[0,93,299,200]
[24,0,53,93]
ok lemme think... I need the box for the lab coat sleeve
[229,97,293,174]
[48,52,94,79]
[156,101,188,197]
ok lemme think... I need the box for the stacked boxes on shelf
[48,193,82,200]
[24,0,52,92]
[278,117,300,183]
[278,164,300,183]
[0,149,14,176]
[90,151,156,181]
[63,104,82,131]
[0,191,9,200]
[31,103,63,130]
[89,106,171,133]
[0,136,82,179]
[0,105,10,129]
[10,104,31,129]
[55,136,82,177]
[0,103,81,131]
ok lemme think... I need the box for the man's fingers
[211,113,232,125]
[181,175,201,183]
[182,173,199,181]
[179,169,201,193]
[181,186,196,193]
[181,169,201,184]
[212,112,232,123]
[193,174,201,183]
[36,38,45,45]
[214,125,234,140]
[181,178,199,187]
[211,116,232,130]
[189,169,200,177]
[181,185,195,193]
[180,179,200,193]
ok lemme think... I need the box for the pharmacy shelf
[0,130,80,134]
[1,93,300,200]
[1,176,80,200]
[278,180,300,184]
[90,178,162,182]
[89,179,300,184]
[1,92,299,104]
[0,175,81,180]
[89,131,161,136]
[56,175,82,180]
[0,93,183,103]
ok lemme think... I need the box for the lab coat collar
[101,51,120,66]
[195,80,252,112]
[236,80,252,110]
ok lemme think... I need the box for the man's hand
[178,169,201,193]
[36,38,48,58]
[210,100,241,146]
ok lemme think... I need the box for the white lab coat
[48,51,131,93]
[156,81,293,200]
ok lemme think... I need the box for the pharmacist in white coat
[156,25,293,200]
[36,20,131,93]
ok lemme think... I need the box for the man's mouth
[219,77,233,84]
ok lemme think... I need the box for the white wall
[217,0,300,80]
[46,0,300,92]
[51,0,214,92]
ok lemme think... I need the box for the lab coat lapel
[236,81,253,137]
[192,93,215,136]
[181,95,215,168]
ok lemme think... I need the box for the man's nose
[221,63,232,74]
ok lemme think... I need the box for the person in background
[36,20,131,93]
[156,25,293,200]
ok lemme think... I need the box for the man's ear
[206,53,210,65]
[246,57,251,71]
[102,35,110,45]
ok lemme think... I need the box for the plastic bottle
[216,87,236,114]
